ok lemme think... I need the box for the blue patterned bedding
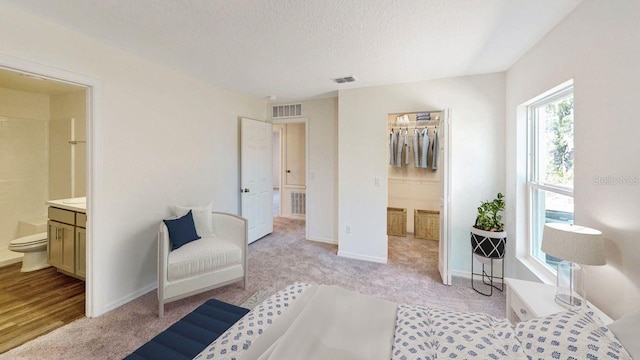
[195,284,632,360]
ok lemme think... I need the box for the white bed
[194,283,633,360]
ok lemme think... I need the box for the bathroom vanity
[46,197,86,280]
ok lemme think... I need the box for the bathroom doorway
[0,55,99,321]
[0,66,91,351]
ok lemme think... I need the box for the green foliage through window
[544,96,574,187]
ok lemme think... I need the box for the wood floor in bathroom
[0,263,85,354]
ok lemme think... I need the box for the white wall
[268,98,338,243]
[0,87,49,249]
[506,0,640,319]
[0,4,265,316]
[338,73,506,268]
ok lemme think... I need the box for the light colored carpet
[1,217,505,360]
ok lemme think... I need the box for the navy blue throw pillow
[163,210,201,251]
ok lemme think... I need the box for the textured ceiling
[2,0,582,101]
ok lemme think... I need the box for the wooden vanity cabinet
[47,207,86,280]
[47,220,75,274]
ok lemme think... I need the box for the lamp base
[555,293,583,309]
[555,260,587,310]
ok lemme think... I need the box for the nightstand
[505,277,612,325]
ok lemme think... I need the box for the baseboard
[0,248,22,267]
[337,250,387,264]
[279,214,306,220]
[450,269,471,279]
[99,282,157,316]
[306,236,337,245]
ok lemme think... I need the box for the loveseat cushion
[167,237,242,282]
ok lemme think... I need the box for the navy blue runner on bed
[124,299,250,360]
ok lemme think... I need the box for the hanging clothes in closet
[413,128,420,167]
[395,128,404,168]
[404,129,410,165]
[420,127,430,168]
[431,128,439,171]
[388,113,440,172]
[389,130,396,166]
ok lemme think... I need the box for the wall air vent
[333,76,357,84]
[290,191,306,215]
[272,103,302,118]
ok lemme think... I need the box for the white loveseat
[158,212,247,317]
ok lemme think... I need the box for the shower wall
[50,90,86,199]
[0,86,86,254]
[0,87,50,249]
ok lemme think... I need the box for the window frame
[526,84,575,272]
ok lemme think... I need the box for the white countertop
[46,197,86,213]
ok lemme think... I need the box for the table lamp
[541,223,605,308]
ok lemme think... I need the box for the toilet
[8,217,50,272]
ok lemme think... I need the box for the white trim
[521,79,574,107]
[524,81,575,281]
[337,250,388,264]
[529,182,573,197]
[103,282,157,314]
[517,255,556,285]
[438,108,452,285]
[0,54,102,318]
[306,236,338,245]
[450,269,471,279]
[527,82,574,108]
[270,117,309,237]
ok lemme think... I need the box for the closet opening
[387,110,450,284]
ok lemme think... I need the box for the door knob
[241,188,250,193]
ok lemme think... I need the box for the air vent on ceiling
[333,76,356,84]
[272,103,302,118]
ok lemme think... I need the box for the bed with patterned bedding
[192,283,632,360]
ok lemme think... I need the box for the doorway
[386,110,451,285]
[0,65,92,351]
[272,128,282,217]
[0,55,99,317]
[271,118,309,234]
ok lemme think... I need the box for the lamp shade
[541,223,606,266]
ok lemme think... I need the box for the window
[527,84,574,271]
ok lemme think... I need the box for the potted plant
[470,192,506,262]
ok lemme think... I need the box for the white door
[438,109,452,285]
[241,118,273,243]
